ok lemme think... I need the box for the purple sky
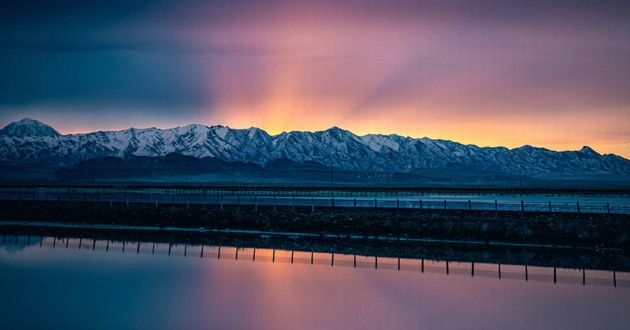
[1,0,629,157]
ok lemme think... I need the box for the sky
[1,0,629,158]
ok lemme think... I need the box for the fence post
[274,196,277,211]
[576,202,580,214]
[494,200,498,217]
[549,201,552,212]
[419,199,423,211]
[520,200,524,215]
[255,196,258,211]
[396,199,400,215]
[311,198,315,213]
[468,200,472,211]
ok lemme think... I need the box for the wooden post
[237,196,240,210]
[375,256,378,269]
[397,257,400,271]
[607,203,610,214]
[200,246,204,258]
[235,248,238,260]
[292,197,295,212]
[468,200,472,211]
[443,200,447,210]
[549,201,552,212]
[272,249,275,262]
[353,254,357,268]
[396,199,400,215]
[446,261,449,275]
[218,246,221,259]
[311,251,314,264]
[311,198,315,213]
[252,248,256,261]
[331,253,334,267]
[254,196,258,211]
[421,259,424,273]
[498,264,502,279]
[471,262,475,277]
[419,199,423,211]
[168,243,172,256]
[274,196,277,211]
[525,265,528,281]
[137,242,140,254]
[291,251,294,264]
[575,202,580,214]
[582,269,585,286]
[374,198,377,209]
[353,198,357,208]
[495,200,498,216]
[520,200,524,214]
[553,266,557,284]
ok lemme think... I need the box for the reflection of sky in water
[1,241,630,329]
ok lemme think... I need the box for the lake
[1,235,629,329]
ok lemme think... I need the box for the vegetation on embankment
[2,201,629,249]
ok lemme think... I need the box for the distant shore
[1,200,629,251]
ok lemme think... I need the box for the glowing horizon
[1,0,629,158]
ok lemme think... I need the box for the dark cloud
[0,0,629,157]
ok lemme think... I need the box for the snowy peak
[1,118,629,178]
[579,146,600,157]
[0,118,60,137]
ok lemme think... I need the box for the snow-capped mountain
[1,118,629,178]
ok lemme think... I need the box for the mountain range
[1,118,629,184]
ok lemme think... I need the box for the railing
[1,188,629,214]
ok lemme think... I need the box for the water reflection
[2,234,627,288]
[2,234,630,329]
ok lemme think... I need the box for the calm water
[1,237,630,330]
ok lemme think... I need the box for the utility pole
[519,168,522,196]
[330,159,333,197]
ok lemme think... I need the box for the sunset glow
[1,0,629,157]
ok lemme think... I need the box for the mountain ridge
[1,118,629,179]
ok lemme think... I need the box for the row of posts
[0,191,617,214]
[4,234,620,287]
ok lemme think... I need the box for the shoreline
[2,222,629,272]
[1,200,629,250]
